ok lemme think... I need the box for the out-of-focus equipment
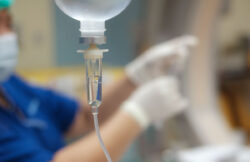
[126,35,198,86]
[0,0,14,9]
[163,144,250,162]
[121,76,188,129]
[55,1,131,161]
[0,33,18,82]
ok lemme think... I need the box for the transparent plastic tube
[85,55,102,109]
[83,45,112,162]
[93,113,112,162]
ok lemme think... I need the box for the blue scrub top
[0,74,79,162]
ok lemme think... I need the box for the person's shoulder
[7,74,30,87]
[8,74,50,98]
[10,74,41,89]
[1,74,32,92]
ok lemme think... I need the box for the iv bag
[55,0,131,21]
[55,0,131,43]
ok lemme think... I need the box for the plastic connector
[79,21,106,45]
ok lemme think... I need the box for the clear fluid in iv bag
[87,75,102,108]
[55,0,131,21]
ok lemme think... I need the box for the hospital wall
[11,0,55,69]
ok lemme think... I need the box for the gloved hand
[126,35,198,86]
[121,76,188,129]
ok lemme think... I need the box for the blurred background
[10,0,250,161]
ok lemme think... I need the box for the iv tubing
[93,111,112,162]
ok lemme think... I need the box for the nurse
[0,1,196,161]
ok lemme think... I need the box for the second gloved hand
[121,76,188,129]
[126,35,198,86]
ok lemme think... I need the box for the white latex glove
[236,147,250,162]
[126,35,198,85]
[121,76,188,129]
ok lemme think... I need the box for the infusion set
[54,0,131,161]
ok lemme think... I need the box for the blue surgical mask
[0,33,18,82]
